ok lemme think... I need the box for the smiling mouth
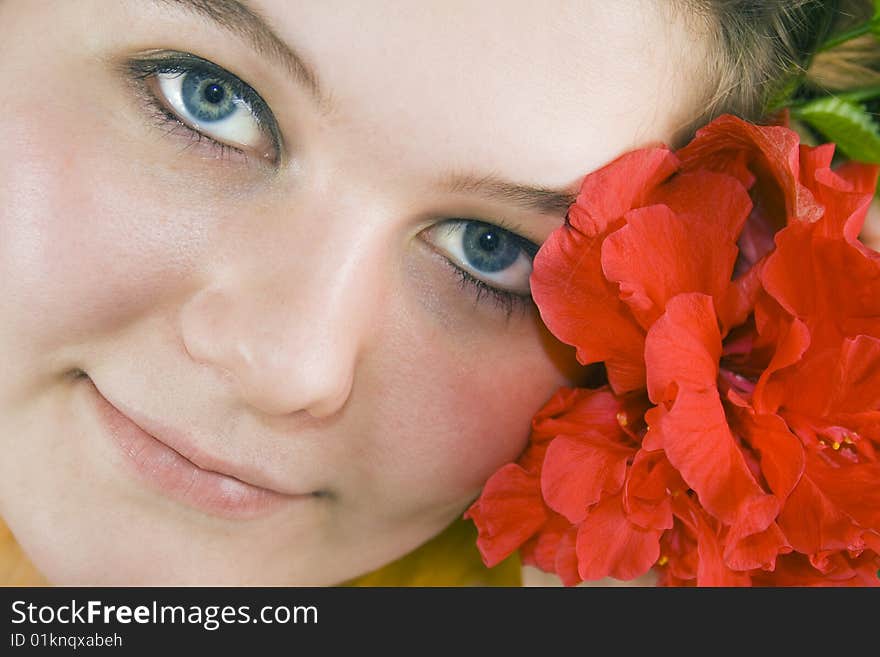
[80,372,318,520]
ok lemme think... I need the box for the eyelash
[434,219,538,320]
[124,52,538,319]
[124,51,282,163]
[451,264,533,320]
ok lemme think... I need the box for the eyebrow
[438,172,578,216]
[154,0,334,112]
[153,0,577,217]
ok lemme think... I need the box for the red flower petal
[623,449,682,531]
[554,527,581,587]
[723,495,790,571]
[658,516,698,585]
[645,293,722,402]
[753,551,880,586]
[530,386,628,444]
[567,147,679,237]
[651,387,769,525]
[690,507,752,587]
[650,170,753,243]
[830,159,880,197]
[541,433,634,523]
[678,114,821,225]
[751,315,811,415]
[601,178,748,328]
[520,511,576,578]
[576,493,663,582]
[472,113,880,588]
[799,143,879,244]
[737,411,805,502]
[808,456,880,529]
[520,515,581,586]
[531,147,683,394]
[645,293,767,523]
[464,463,547,567]
[777,470,863,555]
[832,335,880,414]
[660,518,699,583]
[764,337,880,429]
[717,263,763,334]
[763,225,880,346]
[532,224,647,392]
[517,441,549,477]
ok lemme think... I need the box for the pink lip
[85,376,312,519]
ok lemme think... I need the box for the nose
[179,229,384,419]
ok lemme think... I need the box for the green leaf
[817,17,877,51]
[837,84,880,105]
[766,74,805,114]
[793,96,880,164]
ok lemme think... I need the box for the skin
[0,0,709,585]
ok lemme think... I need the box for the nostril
[295,376,354,419]
[294,367,356,420]
[223,363,353,419]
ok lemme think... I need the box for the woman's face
[0,0,706,584]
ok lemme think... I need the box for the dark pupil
[203,83,225,104]
[462,223,520,273]
[478,231,499,252]
[181,71,236,122]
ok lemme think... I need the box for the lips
[84,375,312,519]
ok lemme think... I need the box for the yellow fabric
[0,516,519,587]
[0,520,48,586]
[345,517,521,587]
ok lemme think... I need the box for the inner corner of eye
[418,220,455,239]
[154,71,180,93]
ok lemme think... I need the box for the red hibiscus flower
[464,114,880,586]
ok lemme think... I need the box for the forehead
[244,0,702,189]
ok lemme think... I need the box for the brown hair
[673,0,878,139]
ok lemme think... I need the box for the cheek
[366,304,579,517]
[429,351,552,476]
[0,94,209,361]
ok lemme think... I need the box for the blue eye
[461,223,523,273]
[423,220,538,298]
[129,52,280,162]
[180,70,237,122]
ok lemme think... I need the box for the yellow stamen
[832,441,841,450]
[658,555,669,566]
[616,411,628,427]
